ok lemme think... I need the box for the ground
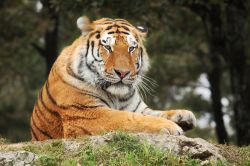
[0,132,250,166]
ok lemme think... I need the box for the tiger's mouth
[99,78,133,95]
[101,80,132,89]
[103,81,133,97]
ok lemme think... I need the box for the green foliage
[35,155,58,166]
[4,132,250,165]
[21,140,66,166]
[79,132,214,166]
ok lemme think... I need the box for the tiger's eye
[104,45,112,52]
[129,46,135,53]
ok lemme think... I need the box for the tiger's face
[74,17,149,97]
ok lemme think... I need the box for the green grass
[2,132,250,166]
[78,132,217,166]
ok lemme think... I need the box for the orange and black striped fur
[30,17,196,141]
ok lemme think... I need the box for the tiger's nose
[114,69,130,79]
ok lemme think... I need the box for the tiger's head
[70,16,149,97]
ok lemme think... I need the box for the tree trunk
[225,0,250,146]
[32,0,59,75]
[189,4,229,144]
[44,16,59,75]
[207,55,229,144]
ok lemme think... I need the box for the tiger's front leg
[60,107,184,138]
[144,109,196,131]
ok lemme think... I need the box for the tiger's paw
[161,110,196,131]
[159,121,184,136]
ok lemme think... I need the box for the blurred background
[1,0,250,146]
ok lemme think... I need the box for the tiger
[30,16,196,141]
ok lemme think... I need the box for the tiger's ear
[77,16,93,35]
[136,25,148,36]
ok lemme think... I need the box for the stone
[89,133,225,162]
[0,151,37,166]
[0,133,225,165]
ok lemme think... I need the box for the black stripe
[86,60,98,73]
[91,41,94,57]
[52,73,110,107]
[46,81,104,110]
[71,103,104,110]
[120,104,129,110]
[31,126,38,141]
[136,47,143,71]
[106,93,115,105]
[106,26,113,30]
[132,100,141,112]
[89,31,100,38]
[31,116,52,139]
[67,64,85,81]
[97,47,100,58]
[118,89,135,102]
[39,87,60,117]
[85,40,99,74]
[120,25,130,31]
[91,41,103,62]
[45,81,58,106]
[34,108,45,125]
[80,91,110,107]
[63,115,97,120]
[136,49,142,70]
[141,107,149,114]
[102,22,114,25]
[70,125,92,135]
[119,22,132,26]
[36,102,53,124]
[78,40,90,74]
[120,31,129,35]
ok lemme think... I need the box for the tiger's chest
[106,91,142,112]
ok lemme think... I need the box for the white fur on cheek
[106,85,130,97]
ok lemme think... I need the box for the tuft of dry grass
[217,144,250,166]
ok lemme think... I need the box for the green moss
[78,132,217,166]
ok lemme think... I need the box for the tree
[224,0,250,146]
[32,0,59,75]
[180,0,250,145]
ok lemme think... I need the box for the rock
[0,133,225,165]
[89,133,225,162]
[0,151,37,166]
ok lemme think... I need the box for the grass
[1,132,250,166]
[78,132,206,166]
[218,144,250,166]
[0,137,9,144]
